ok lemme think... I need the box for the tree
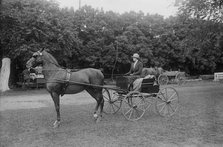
[177,0,223,23]
[174,0,223,74]
[0,0,79,91]
[1,0,223,88]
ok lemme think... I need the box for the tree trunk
[0,58,11,92]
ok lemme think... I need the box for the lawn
[0,81,223,147]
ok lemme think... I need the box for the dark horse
[26,49,104,128]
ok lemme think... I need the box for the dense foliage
[1,0,223,77]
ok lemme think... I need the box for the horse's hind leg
[51,92,61,128]
[86,88,104,122]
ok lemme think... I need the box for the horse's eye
[32,55,37,58]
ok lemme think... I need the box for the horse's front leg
[93,100,100,120]
[93,92,104,123]
[51,92,61,128]
[96,97,104,123]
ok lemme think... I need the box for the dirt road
[0,90,95,111]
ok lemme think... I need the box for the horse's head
[26,49,44,69]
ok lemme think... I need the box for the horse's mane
[43,50,60,66]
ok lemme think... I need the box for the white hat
[132,53,140,59]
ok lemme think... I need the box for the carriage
[158,71,186,86]
[26,49,179,128]
[102,75,179,121]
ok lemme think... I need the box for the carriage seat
[116,76,140,90]
[141,77,159,93]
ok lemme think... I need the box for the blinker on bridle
[32,51,43,58]
[32,55,38,58]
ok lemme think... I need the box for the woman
[124,53,143,90]
[125,53,143,76]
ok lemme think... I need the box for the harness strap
[61,69,71,96]
[65,69,71,82]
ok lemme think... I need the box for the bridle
[29,51,64,70]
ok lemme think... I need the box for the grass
[0,81,223,147]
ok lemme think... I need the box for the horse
[141,67,164,78]
[26,49,105,128]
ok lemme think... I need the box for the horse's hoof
[93,113,98,119]
[96,116,101,123]
[53,120,60,128]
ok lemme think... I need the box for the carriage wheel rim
[156,87,179,117]
[122,91,146,121]
[176,73,186,85]
[158,75,169,85]
[103,89,122,114]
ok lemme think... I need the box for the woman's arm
[125,63,133,75]
[132,62,143,75]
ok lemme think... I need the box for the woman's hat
[132,53,140,59]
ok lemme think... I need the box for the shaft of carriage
[50,75,179,122]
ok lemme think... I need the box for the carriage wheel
[122,91,146,121]
[175,72,186,85]
[155,87,179,117]
[158,74,169,85]
[103,88,122,114]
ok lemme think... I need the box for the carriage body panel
[141,78,159,93]
[116,76,159,93]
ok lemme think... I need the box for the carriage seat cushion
[142,77,155,85]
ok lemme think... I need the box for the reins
[47,78,127,93]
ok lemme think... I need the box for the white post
[214,72,223,81]
[0,58,11,92]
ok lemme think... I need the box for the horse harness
[61,69,71,96]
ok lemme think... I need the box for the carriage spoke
[122,91,146,121]
[125,108,132,116]
[103,89,122,114]
[136,107,145,112]
[157,94,166,103]
[168,103,176,113]
[168,92,176,101]
[132,109,136,119]
[138,103,146,110]
[113,102,121,109]
[103,95,109,101]
[135,109,142,118]
[157,101,166,107]
[111,104,116,112]
[156,87,179,117]
[107,104,113,112]
[167,104,170,115]
[135,99,144,107]
[104,96,109,100]
[169,97,178,102]
[134,109,140,118]
[146,104,152,110]
[159,92,166,101]
[128,109,133,120]
[159,104,166,114]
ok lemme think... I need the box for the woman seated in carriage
[123,53,144,91]
[124,53,157,91]
[125,53,144,77]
